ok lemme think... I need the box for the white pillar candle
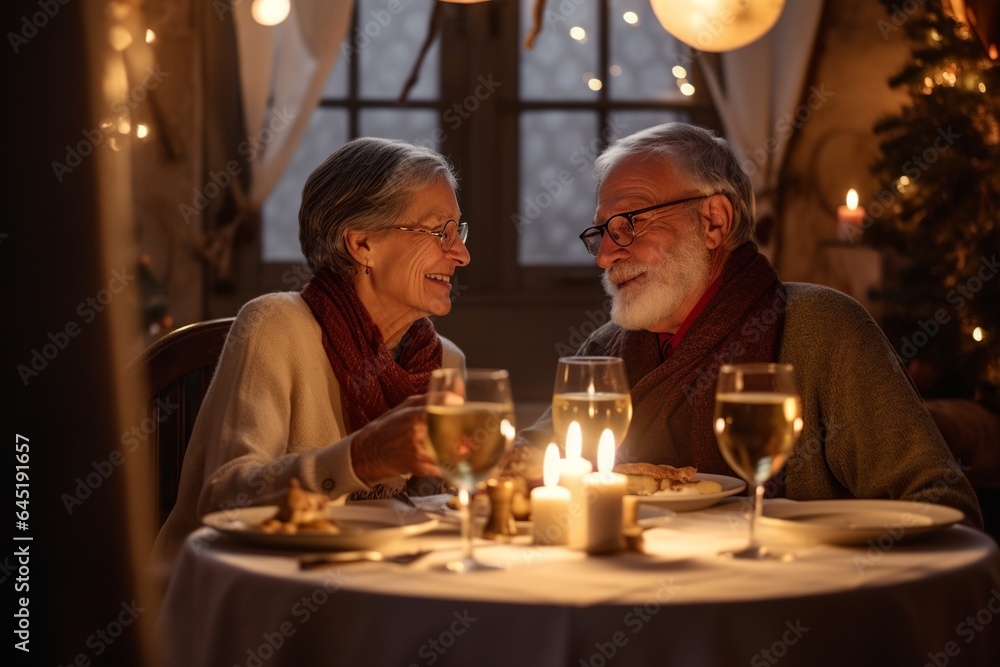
[559,422,593,549]
[531,444,571,545]
[582,429,627,554]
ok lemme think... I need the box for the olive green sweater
[517,283,983,527]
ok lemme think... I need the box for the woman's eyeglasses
[392,220,469,252]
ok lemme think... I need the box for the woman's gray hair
[594,123,756,249]
[299,137,459,276]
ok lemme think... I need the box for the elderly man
[513,122,981,526]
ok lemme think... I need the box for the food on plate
[258,478,340,534]
[612,463,723,496]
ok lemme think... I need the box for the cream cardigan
[151,292,464,568]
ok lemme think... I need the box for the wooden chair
[125,318,234,528]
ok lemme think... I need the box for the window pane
[262,109,349,262]
[609,109,689,135]
[323,46,349,98]
[517,112,600,266]
[520,0,599,101]
[359,109,439,149]
[359,0,439,101]
[608,0,692,101]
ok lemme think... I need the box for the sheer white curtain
[699,0,826,259]
[232,0,354,210]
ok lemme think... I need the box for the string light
[672,65,687,78]
[145,29,156,44]
[587,78,603,91]
[979,82,987,93]
[570,26,587,41]
[973,327,984,342]
[609,65,622,76]
[679,82,695,96]
[136,124,149,139]
[251,0,290,27]
[623,12,639,25]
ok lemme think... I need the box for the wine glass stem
[748,482,765,550]
[460,490,474,563]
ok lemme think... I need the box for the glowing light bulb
[672,65,688,78]
[588,78,603,91]
[136,124,149,139]
[251,0,290,27]
[570,26,587,41]
[623,12,639,25]
[973,327,984,342]
[145,29,156,44]
[679,82,695,96]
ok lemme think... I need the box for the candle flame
[543,443,560,487]
[587,379,595,395]
[846,189,859,210]
[597,428,615,473]
[566,421,582,460]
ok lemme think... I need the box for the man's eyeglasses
[391,220,469,252]
[578,194,714,257]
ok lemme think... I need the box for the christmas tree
[866,0,999,404]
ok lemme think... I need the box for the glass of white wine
[552,357,632,465]
[714,363,803,559]
[426,368,515,573]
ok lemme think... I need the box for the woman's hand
[349,395,442,486]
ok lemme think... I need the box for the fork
[298,549,432,570]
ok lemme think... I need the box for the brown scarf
[300,268,443,433]
[606,243,786,477]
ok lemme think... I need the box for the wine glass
[713,363,803,559]
[426,368,515,573]
[552,356,632,464]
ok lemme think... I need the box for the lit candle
[837,189,866,241]
[530,444,571,545]
[558,421,592,549]
[582,429,627,554]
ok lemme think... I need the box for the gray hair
[299,137,459,276]
[594,123,756,249]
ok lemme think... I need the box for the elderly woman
[152,137,470,566]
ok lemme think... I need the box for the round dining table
[157,498,1000,667]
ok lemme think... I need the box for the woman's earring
[365,265,370,275]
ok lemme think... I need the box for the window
[258,0,719,401]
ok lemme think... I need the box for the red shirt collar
[657,274,723,359]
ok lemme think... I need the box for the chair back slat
[126,318,235,527]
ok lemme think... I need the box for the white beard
[601,228,712,331]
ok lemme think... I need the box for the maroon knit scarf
[606,243,786,477]
[300,268,443,433]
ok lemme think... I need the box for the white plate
[628,473,746,512]
[759,499,963,546]
[202,504,439,550]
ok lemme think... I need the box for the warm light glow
[930,28,942,41]
[899,175,910,186]
[679,82,696,95]
[117,119,131,134]
[566,422,582,460]
[672,65,688,78]
[109,25,132,51]
[597,429,615,473]
[145,29,156,44]
[136,124,149,139]
[609,65,622,76]
[990,44,998,60]
[925,76,934,87]
[846,189,859,210]
[979,82,987,93]
[973,327,984,342]
[588,78,603,91]
[251,0,290,26]
[543,443,561,487]
[650,0,786,52]
[570,26,587,41]
[715,417,725,433]
[500,418,516,441]
[623,11,639,25]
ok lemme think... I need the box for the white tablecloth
[158,499,1000,667]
